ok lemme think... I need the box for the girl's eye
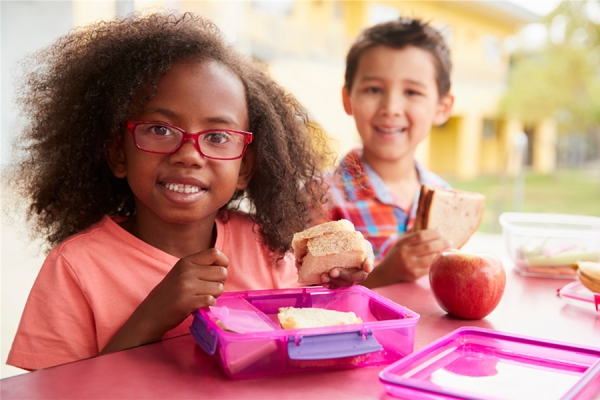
[406,89,422,96]
[149,125,174,136]
[204,131,232,145]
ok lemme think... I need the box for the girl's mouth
[161,182,202,194]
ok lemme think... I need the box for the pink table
[0,269,600,399]
[2,264,599,399]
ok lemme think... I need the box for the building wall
[2,0,556,177]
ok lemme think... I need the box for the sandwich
[278,307,362,329]
[574,261,600,294]
[414,184,486,249]
[292,219,368,285]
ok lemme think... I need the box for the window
[483,118,497,139]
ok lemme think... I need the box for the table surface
[2,234,600,399]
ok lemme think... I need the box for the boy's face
[109,60,254,228]
[342,45,453,166]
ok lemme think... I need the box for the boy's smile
[110,60,253,232]
[342,45,453,168]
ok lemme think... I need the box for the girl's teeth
[164,183,200,193]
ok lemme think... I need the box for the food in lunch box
[574,261,600,294]
[292,219,368,285]
[413,184,485,249]
[277,306,362,329]
[516,241,599,276]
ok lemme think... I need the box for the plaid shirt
[323,148,451,262]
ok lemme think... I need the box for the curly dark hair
[5,11,333,256]
[344,17,452,97]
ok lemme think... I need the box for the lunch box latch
[287,329,382,360]
[190,313,218,355]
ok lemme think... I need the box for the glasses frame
[125,120,253,160]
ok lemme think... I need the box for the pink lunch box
[190,285,419,379]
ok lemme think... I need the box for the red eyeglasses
[126,121,253,160]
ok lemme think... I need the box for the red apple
[429,250,506,320]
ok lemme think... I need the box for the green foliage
[501,0,600,134]
[446,169,600,233]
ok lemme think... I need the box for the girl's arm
[100,248,229,355]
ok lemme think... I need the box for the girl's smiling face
[110,60,253,228]
[342,45,453,166]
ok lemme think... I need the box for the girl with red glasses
[6,12,372,372]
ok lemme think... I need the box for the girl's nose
[169,138,207,167]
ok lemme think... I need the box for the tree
[501,0,600,164]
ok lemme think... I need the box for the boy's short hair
[344,17,452,97]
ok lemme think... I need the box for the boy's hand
[321,240,375,289]
[101,248,228,354]
[362,230,453,288]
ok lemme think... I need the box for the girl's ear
[236,147,255,190]
[107,139,127,178]
[433,93,455,126]
[342,86,353,116]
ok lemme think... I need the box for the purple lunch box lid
[379,326,600,400]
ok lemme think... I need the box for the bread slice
[292,220,368,285]
[576,261,600,294]
[415,184,485,249]
[278,307,362,329]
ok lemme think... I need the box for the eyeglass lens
[133,123,247,159]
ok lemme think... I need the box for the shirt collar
[338,148,445,204]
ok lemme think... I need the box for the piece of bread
[278,307,362,329]
[576,261,600,294]
[414,184,486,249]
[292,220,368,285]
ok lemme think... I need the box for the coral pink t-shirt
[7,211,299,371]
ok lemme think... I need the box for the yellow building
[72,0,558,180]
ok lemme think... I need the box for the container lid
[557,281,600,312]
[379,327,600,400]
[499,212,600,239]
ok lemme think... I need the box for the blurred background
[2,0,599,379]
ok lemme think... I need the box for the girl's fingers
[327,267,368,285]
[363,240,375,273]
[187,247,230,268]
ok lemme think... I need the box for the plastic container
[190,285,419,379]
[379,326,600,400]
[557,281,600,313]
[499,212,600,279]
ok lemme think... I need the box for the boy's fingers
[402,229,443,244]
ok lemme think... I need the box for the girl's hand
[321,240,375,289]
[100,248,228,355]
[361,230,453,288]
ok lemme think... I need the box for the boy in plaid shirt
[321,17,455,288]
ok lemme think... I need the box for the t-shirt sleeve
[7,248,98,371]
